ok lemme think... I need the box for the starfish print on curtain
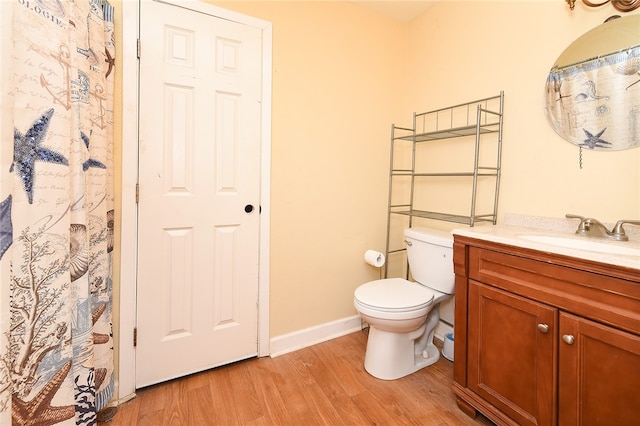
[11,109,68,204]
[0,195,11,259]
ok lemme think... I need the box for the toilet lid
[355,278,434,311]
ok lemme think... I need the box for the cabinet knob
[537,323,549,333]
[562,334,575,345]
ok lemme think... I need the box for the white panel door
[136,0,262,388]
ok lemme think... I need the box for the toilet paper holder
[364,249,385,268]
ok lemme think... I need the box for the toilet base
[363,325,440,380]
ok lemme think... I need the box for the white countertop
[451,214,640,271]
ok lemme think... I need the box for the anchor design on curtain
[0,0,116,424]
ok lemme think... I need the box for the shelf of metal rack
[384,92,504,278]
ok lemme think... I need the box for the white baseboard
[269,315,363,358]
[117,392,137,405]
[269,316,454,358]
[103,390,137,410]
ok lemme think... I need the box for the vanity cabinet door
[468,280,557,426]
[559,312,640,426]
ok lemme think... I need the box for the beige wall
[404,2,640,227]
[216,1,408,337]
[112,1,640,345]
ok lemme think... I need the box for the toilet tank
[404,227,455,294]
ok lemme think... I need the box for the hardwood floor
[104,330,494,425]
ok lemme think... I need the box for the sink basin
[518,234,640,256]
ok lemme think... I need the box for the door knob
[244,204,254,213]
[537,323,549,333]
[562,334,575,345]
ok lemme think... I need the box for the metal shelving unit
[384,92,504,278]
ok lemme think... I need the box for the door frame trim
[119,0,272,400]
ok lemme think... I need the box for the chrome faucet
[566,214,640,241]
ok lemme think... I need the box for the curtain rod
[551,43,640,72]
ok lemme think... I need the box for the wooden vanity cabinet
[467,280,557,425]
[452,236,640,426]
[558,312,640,425]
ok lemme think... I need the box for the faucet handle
[566,214,589,233]
[611,220,640,241]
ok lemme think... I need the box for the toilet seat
[354,278,434,313]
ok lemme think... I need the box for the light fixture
[566,0,640,12]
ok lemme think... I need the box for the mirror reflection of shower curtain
[0,1,115,425]
[544,46,640,151]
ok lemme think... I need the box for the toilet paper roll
[364,250,385,268]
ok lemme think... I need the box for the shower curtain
[1,0,115,424]
[544,46,640,151]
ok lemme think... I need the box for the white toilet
[354,227,455,380]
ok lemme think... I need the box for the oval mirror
[544,14,640,151]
